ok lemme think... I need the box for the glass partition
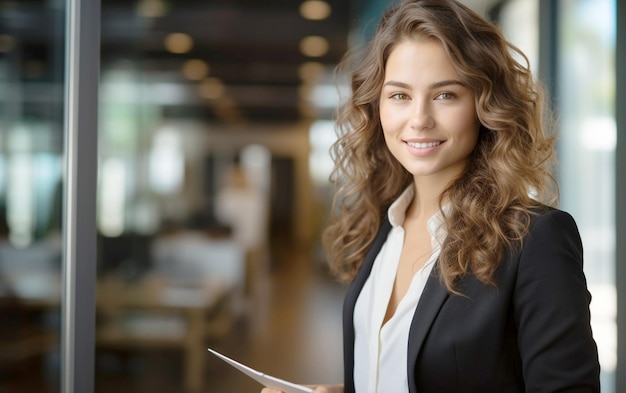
[557,0,616,390]
[0,1,65,391]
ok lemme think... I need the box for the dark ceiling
[0,0,358,124]
[101,0,357,124]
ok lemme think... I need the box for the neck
[409,176,450,220]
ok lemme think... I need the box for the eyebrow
[382,79,466,90]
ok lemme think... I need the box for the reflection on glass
[0,1,65,391]
[557,0,616,391]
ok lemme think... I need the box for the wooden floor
[207,254,346,392]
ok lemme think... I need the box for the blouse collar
[387,185,450,247]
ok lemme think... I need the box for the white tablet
[208,348,315,393]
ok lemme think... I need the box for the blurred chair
[150,229,247,329]
[95,229,246,393]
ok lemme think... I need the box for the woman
[264,0,600,392]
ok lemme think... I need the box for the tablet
[208,348,315,393]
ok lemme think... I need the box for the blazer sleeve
[513,209,600,392]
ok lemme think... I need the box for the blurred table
[96,273,229,393]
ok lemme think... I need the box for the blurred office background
[0,0,621,392]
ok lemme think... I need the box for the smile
[406,141,442,149]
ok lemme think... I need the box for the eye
[390,93,410,101]
[435,92,456,100]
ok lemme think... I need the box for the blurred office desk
[96,273,230,393]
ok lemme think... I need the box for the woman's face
[379,39,480,185]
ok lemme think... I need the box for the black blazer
[342,208,600,393]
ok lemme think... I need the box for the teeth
[407,141,441,149]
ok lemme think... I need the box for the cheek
[458,107,480,143]
[379,106,400,136]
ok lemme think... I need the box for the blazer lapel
[407,266,449,393]
[344,218,393,320]
[343,218,392,393]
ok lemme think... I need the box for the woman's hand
[261,384,344,393]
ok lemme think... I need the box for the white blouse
[353,186,448,393]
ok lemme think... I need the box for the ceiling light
[298,61,325,82]
[299,36,329,57]
[300,0,332,20]
[198,77,225,100]
[182,59,209,80]
[137,0,168,18]
[164,33,193,54]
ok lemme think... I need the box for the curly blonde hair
[323,0,558,292]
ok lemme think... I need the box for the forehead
[384,39,461,81]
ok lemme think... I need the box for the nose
[410,100,435,131]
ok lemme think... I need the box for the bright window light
[99,158,127,237]
[149,130,184,195]
[309,120,337,185]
